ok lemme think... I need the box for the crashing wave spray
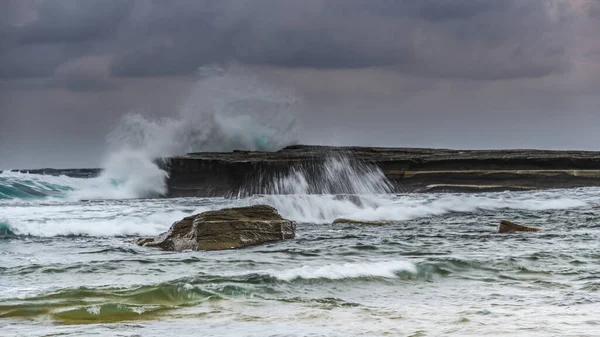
[72,65,299,200]
[232,152,396,222]
[243,154,394,196]
[106,65,299,156]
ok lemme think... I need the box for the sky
[1,0,600,168]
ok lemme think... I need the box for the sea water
[2,167,600,336]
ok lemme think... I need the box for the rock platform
[162,145,600,197]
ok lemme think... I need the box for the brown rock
[332,218,392,225]
[136,205,296,251]
[497,220,541,233]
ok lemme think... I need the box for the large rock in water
[136,205,296,251]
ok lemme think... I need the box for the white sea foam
[237,191,595,224]
[3,183,598,238]
[3,209,184,237]
[271,260,417,281]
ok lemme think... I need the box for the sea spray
[68,150,169,200]
[226,152,594,223]
[230,153,397,221]
[239,154,395,196]
[0,66,299,202]
[106,66,298,156]
[235,189,593,224]
[80,65,299,200]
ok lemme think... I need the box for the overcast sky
[1,0,599,168]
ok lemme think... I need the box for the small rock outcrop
[136,205,296,251]
[497,220,541,233]
[332,218,392,225]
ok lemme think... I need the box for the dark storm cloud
[0,44,66,79]
[590,4,600,18]
[0,0,572,84]
[1,0,597,169]
[353,0,508,21]
[58,75,118,93]
[0,0,131,81]
[108,0,570,80]
[16,1,131,45]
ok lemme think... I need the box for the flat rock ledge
[164,145,600,197]
[497,220,541,233]
[136,205,296,251]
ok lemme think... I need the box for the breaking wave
[89,65,298,200]
[1,66,299,201]
[0,170,78,200]
[1,214,177,238]
[270,260,417,281]
[0,166,167,202]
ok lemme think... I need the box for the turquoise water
[0,178,74,200]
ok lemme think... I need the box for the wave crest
[271,260,417,281]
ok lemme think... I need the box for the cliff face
[163,145,600,197]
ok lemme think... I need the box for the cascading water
[240,154,394,196]
[232,153,400,223]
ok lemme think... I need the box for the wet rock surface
[136,205,296,251]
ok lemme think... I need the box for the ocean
[1,165,600,337]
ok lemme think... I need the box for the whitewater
[2,68,600,336]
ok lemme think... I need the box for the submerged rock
[332,218,392,225]
[497,220,541,233]
[136,205,296,251]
